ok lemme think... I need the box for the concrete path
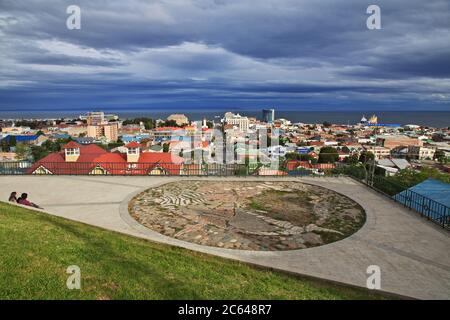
[1,176,449,300]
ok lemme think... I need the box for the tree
[285,152,313,161]
[318,147,338,163]
[159,120,179,128]
[359,151,375,164]
[432,133,445,142]
[434,150,449,164]
[387,167,450,187]
[14,120,47,130]
[29,138,72,161]
[123,117,155,130]
[30,145,50,161]
[0,139,9,152]
[322,121,332,128]
[344,154,360,165]
[14,143,31,160]
[107,141,125,150]
[163,143,170,153]
[341,146,350,153]
[8,136,16,147]
[279,137,289,146]
[358,151,376,185]
[143,119,155,130]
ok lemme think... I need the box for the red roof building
[62,141,83,149]
[308,141,325,147]
[154,127,180,131]
[124,141,142,148]
[29,141,184,176]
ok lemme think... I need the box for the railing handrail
[401,187,449,210]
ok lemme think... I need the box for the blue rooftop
[53,133,70,139]
[121,134,150,143]
[394,179,450,226]
[2,135,38,142]
[406,179,450,207]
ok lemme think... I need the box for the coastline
[1,110,449,127]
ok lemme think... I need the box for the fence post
[421,195,426,218]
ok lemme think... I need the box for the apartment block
[87,122,119,142]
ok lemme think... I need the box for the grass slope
[0,202,386,300]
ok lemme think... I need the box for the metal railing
[0,161,300,177]
[0,161,32,175]
[394,188,449,229]
[338,165,449,230]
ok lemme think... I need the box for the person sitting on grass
[8,191,18,203]
[17,193,42,209]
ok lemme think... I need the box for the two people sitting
[9,192,42,209]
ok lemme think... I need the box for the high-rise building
[262,109,275,124]
[103,122,119,142]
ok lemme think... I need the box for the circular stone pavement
[129,181,366,251]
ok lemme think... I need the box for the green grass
[249,199,266,211]
[0,202,387,300]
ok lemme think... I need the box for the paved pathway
[1,176,449,299]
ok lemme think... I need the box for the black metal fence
[336,165,449,230]
[394,188,449,230]
[0,161,32,175]
[0,161,300,177]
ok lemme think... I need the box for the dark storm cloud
[341,49,450,79]
[15,52,126,67]
[0,0,449,111]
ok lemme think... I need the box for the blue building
[296,147,311,154]
[262,109,275,124]
[120,134,150,143]
[1,135,38,144]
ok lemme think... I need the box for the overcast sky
[0,0,449,113]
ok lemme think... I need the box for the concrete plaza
[1,175,449,299]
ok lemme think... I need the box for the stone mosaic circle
[129,181,366,251]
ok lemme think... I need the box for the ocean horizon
[0,109,449,128]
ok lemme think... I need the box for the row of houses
[30,141,184,175]
[28,141,290,176]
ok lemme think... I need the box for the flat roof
[409,179,450,207]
